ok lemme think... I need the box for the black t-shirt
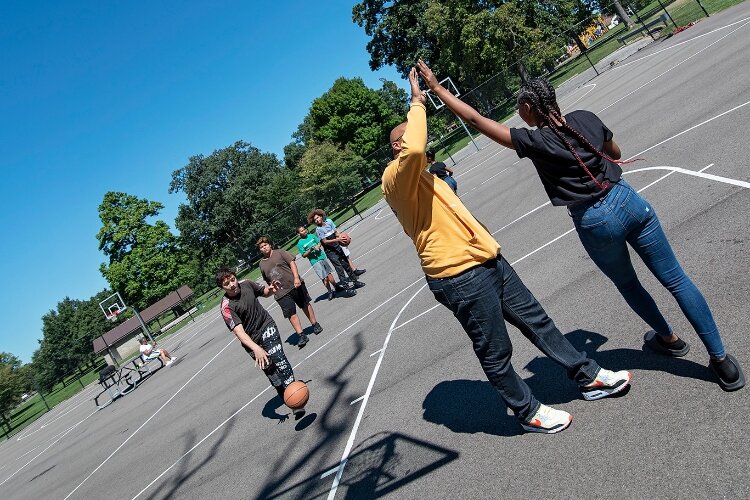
[428,161,450,179]
[221,281,274,342]
[510,110,622,206]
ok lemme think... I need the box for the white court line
[628,165,750,189]
[64,340,237,499]
[15,389,100,441]
[392,305,439,332]
[327,283,428,500]
[320,466,339,479]
[598,19,750,113]
[454,148,505,178]
[1,409,98,486]
[611,15,750,72]
[326,162,750,494]
[393,165,747,333]
[490,100,750,234]
[370,349,383,357]
[374,207,389,220]
[130,274,430,499]
[559,84,596,112]
[349,396,365,406]
[460,168,509,196]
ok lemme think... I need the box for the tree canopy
[32,289,114,390]
[170,141,293,278]
[97,192,195,310]
[352,0,598,90]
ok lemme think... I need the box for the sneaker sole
[582,372,633,401]
[520,414,573,434]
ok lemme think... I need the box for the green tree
[37,298,85,385]
[170,141,290,278]
[97,192,195,310]
[306,77,407,158]
[352,0,598,89]
[0,353,25,433]
[298,142,363,210]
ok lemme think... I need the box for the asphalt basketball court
[1,3,749,498]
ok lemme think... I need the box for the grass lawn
[4,362,106,440]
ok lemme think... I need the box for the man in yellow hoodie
[382,68,632,434]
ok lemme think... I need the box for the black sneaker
[298,334,309,348]
[644,331,690,357]
[328,291,335,301]
[334,282,346,291]
[709,354,745,391]
[293,408,306,420]
[312,323,323,335]
[353,269,366,276]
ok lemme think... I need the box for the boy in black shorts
[217,268,305,418]
[257,236,322,348]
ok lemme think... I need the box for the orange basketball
[283,381,309,409]
[339,233,351,246]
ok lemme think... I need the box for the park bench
[94,356,163,409]
[618,14,670,45]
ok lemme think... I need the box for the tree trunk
[612,1,634,28]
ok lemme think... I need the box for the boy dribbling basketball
[217,268,305,419]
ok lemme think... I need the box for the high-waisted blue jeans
[568,179,726,358]
[427,256,600,422]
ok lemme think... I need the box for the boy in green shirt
[296,225,355,301]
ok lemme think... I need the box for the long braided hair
[517,78,636,191]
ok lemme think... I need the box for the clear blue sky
[0,0,402,363]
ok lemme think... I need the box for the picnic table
[94,356,163,409]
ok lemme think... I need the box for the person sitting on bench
[139,337,175,366]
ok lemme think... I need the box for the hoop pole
[457,117,480,152]
[134,308,154,344]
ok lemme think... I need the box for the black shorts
[277,282,311,318]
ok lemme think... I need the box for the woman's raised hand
[417,60,440,91]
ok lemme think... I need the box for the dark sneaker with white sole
[312,323,323,335]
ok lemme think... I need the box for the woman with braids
[416,60,744,392]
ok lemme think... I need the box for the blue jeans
[442,175,458,193]
[568,179,726,358]
[427,256,600,421]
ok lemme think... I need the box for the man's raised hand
[409,67,426,105]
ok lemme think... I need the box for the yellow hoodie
[381,102,500,278]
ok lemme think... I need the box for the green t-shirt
[297,234,326,265]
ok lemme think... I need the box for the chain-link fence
[399,0,716,161]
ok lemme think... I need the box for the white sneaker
[166,358,174,366]
[581,369,632,400]
[520,404,572,434]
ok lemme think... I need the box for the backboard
[100,292,127,322]
[426,76,461,110]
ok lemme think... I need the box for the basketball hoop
[105,309,121,322]
[100,292,127,322]
[426,76,461,110]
